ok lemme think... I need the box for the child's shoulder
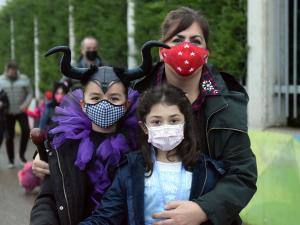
[116,151,144,176]
[118,151,143,167]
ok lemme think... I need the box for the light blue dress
[144,160,192,225]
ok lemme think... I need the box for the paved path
[0,136,37,225]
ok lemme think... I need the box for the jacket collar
[202,66,228,121]
[203,66,248,132]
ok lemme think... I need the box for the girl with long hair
[79,84,224,225]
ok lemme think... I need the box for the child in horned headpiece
[30,41,168,225]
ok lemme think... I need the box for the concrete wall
[247,0,288,129]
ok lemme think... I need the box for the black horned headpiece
[45,40,170,92]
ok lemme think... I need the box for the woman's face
[83,80,127,106]
[165,22,207,48]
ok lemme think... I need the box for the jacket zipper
[205,104,228,158]
[208,127,248,134]
[54,150,72,225]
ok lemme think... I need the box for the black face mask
[85,51,98,61]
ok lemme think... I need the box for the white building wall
[247,0,287,129]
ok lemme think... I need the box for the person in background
[0,87,9,148]
[0,60,32,168]
[39,80,71,131]
[24,90,53,126]
[70,36,103,90]
[77,36,103,68]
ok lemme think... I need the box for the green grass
[241,130,300,225]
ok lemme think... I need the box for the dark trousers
[5,113,30,163]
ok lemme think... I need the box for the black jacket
[30,131,109,225]
[133,63,257,225]
[79,152,225,225]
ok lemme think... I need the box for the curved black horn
[124,40,170,81]
[45,46,97,80]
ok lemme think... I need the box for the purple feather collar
[49,88,139,208]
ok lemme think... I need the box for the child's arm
[79,167,127,225]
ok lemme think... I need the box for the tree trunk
[34,17,40,99]
[69,1,75,64]
[127,0,137,68]
[10,17,15,60]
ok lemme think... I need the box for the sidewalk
[0,135,37,225]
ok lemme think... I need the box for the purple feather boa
[49,88,139,208]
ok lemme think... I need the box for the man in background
[77,36,103,68]
[69,36,103,89]
[0,60,32,168]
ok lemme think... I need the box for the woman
[30,41,168,225]
[79,84,225,225]
[33,7,257,225]
[133,7,257,225]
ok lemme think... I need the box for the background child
[79,84,225,225]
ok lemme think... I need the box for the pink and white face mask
[54,93,64,103]
[146,123,185,151]
[161,42,209,77]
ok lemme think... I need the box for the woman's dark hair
[137,84,200,175]
[161,7,210,48]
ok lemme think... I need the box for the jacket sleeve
[78,168,127,225]
[30,175,60,225]
[193,130,257,225]
[0,90,9,111]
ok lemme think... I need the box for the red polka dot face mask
[161,42,209,77]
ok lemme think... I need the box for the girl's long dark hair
[137,84,200,175]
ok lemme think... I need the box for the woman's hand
[32,153,50,179]
[152,200,207,225]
